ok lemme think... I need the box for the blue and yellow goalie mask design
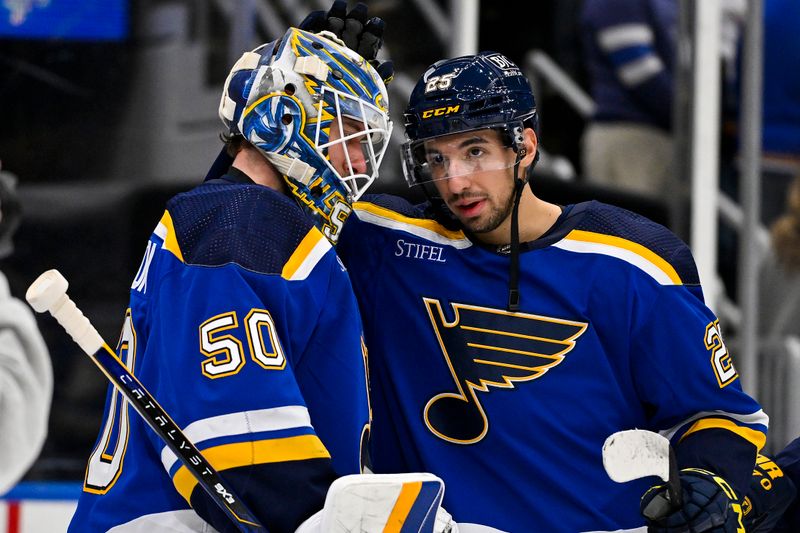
[219,27,393,243]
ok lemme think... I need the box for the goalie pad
[296,473,451,533]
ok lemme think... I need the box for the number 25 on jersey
[706,320,738,388]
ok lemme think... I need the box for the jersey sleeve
[292,253,370,477]
[133,206,368,532]
[630,281,768,495]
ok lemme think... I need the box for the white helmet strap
[294,56,329,81]
[265,153,315,184]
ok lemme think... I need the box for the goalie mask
[401,52,538,188]
[219,27,392,243]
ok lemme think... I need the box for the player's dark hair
[220,132,247,158]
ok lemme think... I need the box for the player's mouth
[452,198,486,218]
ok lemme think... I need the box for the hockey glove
[298,1,394,83]
[641,468,744,532]
[298,0,383,59]
[741,454,797,533]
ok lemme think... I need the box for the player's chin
[459,215,495,234]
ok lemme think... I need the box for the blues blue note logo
[423,298,588,444]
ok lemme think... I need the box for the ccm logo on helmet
[421,105,460,119]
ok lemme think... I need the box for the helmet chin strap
[507,152,525,312]
[506,124,529,312]
[264,152,316,184]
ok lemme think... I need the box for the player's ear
[520,127,538,167]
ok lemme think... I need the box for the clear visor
[315,86,393,201]
[401,129,516,187]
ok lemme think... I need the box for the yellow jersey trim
[159,211,185,263]
[354,201,467,241]
[281,228,330,280]
[383,481,423,532]
[564,229,682,285]
[173,434,330,503]
[680,417,767,451]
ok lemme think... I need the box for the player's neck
[518,194,562,242]
[232,146,286,192]
[479,188,561,246]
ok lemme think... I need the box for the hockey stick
[26,270,267,533]
[602,429,683,517]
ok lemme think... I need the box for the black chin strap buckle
[508,288,520,312]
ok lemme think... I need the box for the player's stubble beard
[446,175,516,235]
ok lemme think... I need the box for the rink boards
[0,483,78,533]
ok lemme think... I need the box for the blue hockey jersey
[580,0,676,130]
[338,197,767,533]
[69,176,370,532]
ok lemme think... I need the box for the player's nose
[346,141,367,175]
[443,173,471,195]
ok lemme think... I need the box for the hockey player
[336,52,768,532]
[67,28,396,532]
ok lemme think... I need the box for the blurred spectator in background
[760,0,800,226]
[0,164,53,494]
[759,175,800,341]
[579,0,676,198]
[579,0,745,199]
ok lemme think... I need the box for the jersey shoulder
[165,181,326,275]
[351,194,469,246]
[355,193,430,221]
[564,201,699,285]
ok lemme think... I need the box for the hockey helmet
[219,27,392,242]
[401,52,538,187]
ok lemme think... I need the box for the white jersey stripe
[287,236,332,281]
[160,405,313,473]
[618,55,664,86]
[154,222,167,241]
[598,24,654,51]
[661,409,770,441]
[355,208,473,249]
[552,238,676,285]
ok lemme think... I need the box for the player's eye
[466,147,484,158]
[427,153,446,167]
